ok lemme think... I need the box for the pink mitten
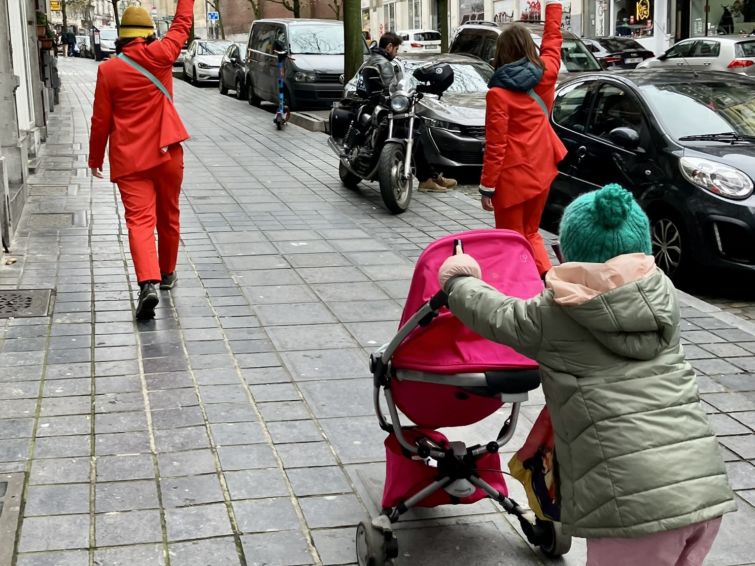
[438,254,482,289]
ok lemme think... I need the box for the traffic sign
[50,0,61,11]
[208,11,219,21]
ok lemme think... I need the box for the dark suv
[450,21,601,74]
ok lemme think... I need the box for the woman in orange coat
[479,0,568,276]
[89,0,193,320]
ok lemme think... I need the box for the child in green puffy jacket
[438,184,737,566]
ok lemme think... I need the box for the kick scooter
[272,46,291,130]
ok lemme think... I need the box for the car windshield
[199,42,230,55]
[532,37,602,71]
[403,61,493,93]
[289,24,343,54]
[641,80,755,140]
[414,32,441,41]
[100,29,117,40]
[598,38,645,52]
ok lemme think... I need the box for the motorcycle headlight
[197,62,210,69]
[390,94,410,113]
[680,157,753,200]
[294,71,316,82]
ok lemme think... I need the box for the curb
[289,112,328,133]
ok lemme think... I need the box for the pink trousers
[586,517,722,566]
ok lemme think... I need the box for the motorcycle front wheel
[377,144,412,214]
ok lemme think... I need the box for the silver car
[638,36,755,75]
[183,40,232,84]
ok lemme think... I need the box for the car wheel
[247,78,261,106]
[650,210,689,280]
[219,75,228,95]
[235,78,246,100]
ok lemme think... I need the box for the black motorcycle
[328,63,454,214]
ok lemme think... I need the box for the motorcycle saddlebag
[413,63,454,96]
[330,105,355,141]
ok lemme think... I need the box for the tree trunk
[216,8,226,39]
[439,0,448,53]
[344,0,362,82]
[62,0,68,30]
[110,0,119,31]
[293,0,300,18]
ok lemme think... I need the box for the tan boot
[418,179,448,193]
[434,175,458,188]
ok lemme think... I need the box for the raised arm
[147,0,195,65]
[88,66,113,172]
[445,275,545,359]
[535,0,563,108]
[479,88,510,196]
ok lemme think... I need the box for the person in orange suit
[479,0,568,277]
[89,0,193,320]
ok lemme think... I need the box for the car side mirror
[609,127,641,150]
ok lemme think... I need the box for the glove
[439,253,482,290]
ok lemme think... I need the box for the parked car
[341,53,493,172]
[174,41,189,68]
[75,35,93,58]
[582,37,654,69]
[183,40,231,84]
[244,19,367,110]
[546,70,755,280]
[398,29,442,54]
[638,36,755,75]
[218,42,248,99]
[96,27,117,60]
[450,21,602,74]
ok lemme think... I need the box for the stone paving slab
[0,58,752,565]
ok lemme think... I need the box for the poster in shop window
[494,0,516,23]
[521,0,542,22]
[460,0,485,24]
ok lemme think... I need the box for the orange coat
[480,3,568,209]
[88,0,193,181]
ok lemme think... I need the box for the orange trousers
[493,190,552,276]
[116,145,183,284]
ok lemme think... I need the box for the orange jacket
[88,0,193,181]
[480,3,568,208]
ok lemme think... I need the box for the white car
[183,39,231,84]
[97,27,117,60]
[637,36,755,75]
[398,29,441,54]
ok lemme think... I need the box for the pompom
[592,184,633,228]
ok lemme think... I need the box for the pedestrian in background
[438,183,736,566]
[479,0,567,277]
[88,0,193,320]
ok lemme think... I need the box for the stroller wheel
[356,520,398,566]
[537,519,572,558]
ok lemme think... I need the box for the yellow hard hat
[119,6,155,39]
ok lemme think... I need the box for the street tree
[109,0,120,30]
[343,0,361,81]
[246,0,265,19]
[328,0,342,19]
[268,0,302,18]
[439,0,448,52]
[205,0,227,39]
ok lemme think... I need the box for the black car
[218,42,248,100]
[547,70,755,279]
[583,37,655,69]
[343,53,492,171]
[450,21,602,74]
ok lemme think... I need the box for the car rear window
[414,32,441,42]
[598,38,645,52]
[735,41,755,58]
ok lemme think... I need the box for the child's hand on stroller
[438,254,482,289]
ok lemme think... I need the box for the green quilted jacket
[446,253,736,538]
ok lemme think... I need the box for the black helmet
[412,63,454,96]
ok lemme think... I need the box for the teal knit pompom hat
[559,183,652,263]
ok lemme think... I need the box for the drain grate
[0,474,23,566]
[0,290,53,318]
[29,213,73,228]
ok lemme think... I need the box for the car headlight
[294,71,316,82]
[680,157,754,200]
[425,118,462,133]
[390,94,410,113]
[197,62,210,69]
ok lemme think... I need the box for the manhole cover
[0,290,53,318]
[0,474,23,566]
[29,213,73,228]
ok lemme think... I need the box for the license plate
[626,57,642,64]
[425,45,437,49]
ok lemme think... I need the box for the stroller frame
[358,290,570,565]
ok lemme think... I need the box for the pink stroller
[356,229,572,565]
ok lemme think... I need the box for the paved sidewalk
[0,58,753,566]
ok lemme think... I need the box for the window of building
[384,1,396,33]
[408,0,422,29]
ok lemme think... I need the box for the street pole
[344,0,361,82]
[439,0,448,53]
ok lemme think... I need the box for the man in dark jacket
[358,32,457,193]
